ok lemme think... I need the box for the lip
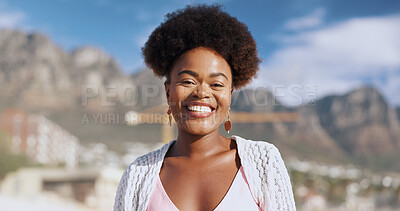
[183,102,216,118]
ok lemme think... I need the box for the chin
[182,121,219,136]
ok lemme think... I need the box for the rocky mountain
[0,30,73,108]
[129,69,166,111]
[315,87,400,156]
[228,88,346,161]
[0,29,133,111]
[230,88,291,112]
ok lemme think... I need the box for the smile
[187,105,212,113]
[184,102,215,118]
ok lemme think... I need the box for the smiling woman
[114,4,296,211]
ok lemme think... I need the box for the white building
[0,110,79,168]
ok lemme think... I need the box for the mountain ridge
[315,86,400,155]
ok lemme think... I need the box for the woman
[114,4,295,211]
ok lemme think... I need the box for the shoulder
[232,136,296,210]
[130,140,175,166]
[232,135,282,161]
[118,140,175,182]
[114,140,175,210]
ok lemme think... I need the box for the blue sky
[1,0,399,106]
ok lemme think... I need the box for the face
[165,47,233,135]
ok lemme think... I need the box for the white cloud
[0,11,25,28]
[0,2,26,28]
[252,15,400,106]
[284,8,325,31]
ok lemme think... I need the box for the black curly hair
[142,4,261,89]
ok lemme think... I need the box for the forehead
[171,47,232,79]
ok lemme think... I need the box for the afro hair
[142,4,261,89]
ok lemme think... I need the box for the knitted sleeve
[114,164,130,211]
[113,156,153,211]
[264,145,296,211]
[113,142,173,211]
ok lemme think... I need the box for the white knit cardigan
[114,135,296,211]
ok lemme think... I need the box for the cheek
[170,86,190,107]
[216,89,232,110]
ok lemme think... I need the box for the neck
[172,128,231,159]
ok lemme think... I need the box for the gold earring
[167,107,172,127]
[224,108,232,134]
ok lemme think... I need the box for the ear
[164,81,170,103]
[231,88,234,95]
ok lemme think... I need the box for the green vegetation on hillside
[0,130,30,180]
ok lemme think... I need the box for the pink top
[147,166,260,211]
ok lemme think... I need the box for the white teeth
[187,105,212,113]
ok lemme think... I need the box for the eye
[180,80,195,85]
[211,83,224,87]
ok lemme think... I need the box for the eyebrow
[177,70,228,80]
[177,70,198,77]
[209,72,228,80]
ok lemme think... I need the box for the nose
[193,83,210,99]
